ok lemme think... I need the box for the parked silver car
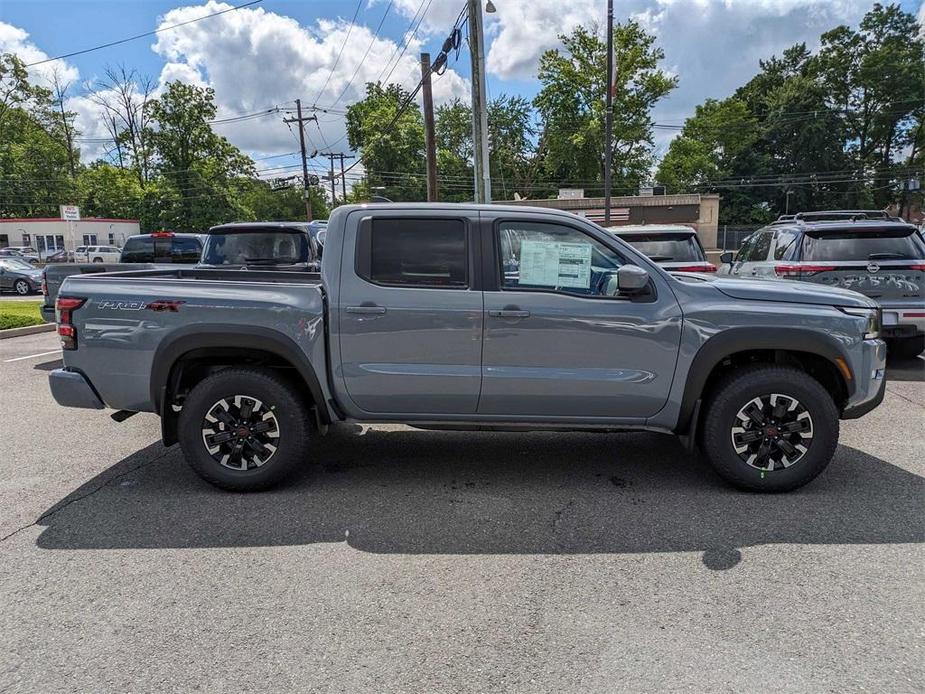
[0,257,43,294]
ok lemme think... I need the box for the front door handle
[345,305,386,315]
[489,309,530,318]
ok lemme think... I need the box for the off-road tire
[178,367,310,491]
[701,365,839,492]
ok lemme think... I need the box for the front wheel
[178,368,311,491]
[14,279,31,295]
[701,365,839,492]
[92,257,104,263]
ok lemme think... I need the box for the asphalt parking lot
[1,331,923,693]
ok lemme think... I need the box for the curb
[0,323,56,340]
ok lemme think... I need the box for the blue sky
[1,0,922,181]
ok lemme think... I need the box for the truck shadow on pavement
[34,426,924,568]
[885,354,925,382]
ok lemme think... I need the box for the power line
[329,0,395,109]
[311,0,365,107]
[24,0,263,68]
[378,0,434,87]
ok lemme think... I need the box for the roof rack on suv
[784,210,900,223]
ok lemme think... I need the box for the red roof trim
[0,217,140,223]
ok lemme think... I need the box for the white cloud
[151,1,469,159]
[0,21,80,85]
[385,0,466,36]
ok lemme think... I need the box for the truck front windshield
[202,231,310,265]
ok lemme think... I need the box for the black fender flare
[152,325,329,444]
[676,327,855,434]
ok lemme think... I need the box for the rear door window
[359,218,468,288]
[801,228,925,261]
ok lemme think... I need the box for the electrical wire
[311,0,365,107]
[329,0,395,109]
[25,0,264,67]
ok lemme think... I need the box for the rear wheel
[701,365,839,492]
[178,367,310,491]
[92,257,104,263]
[887,335,924,360]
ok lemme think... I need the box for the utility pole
[420,52,439,202]
[283,99,318,222]
[603,0,614,225]
[320,152,355,206]
[467,0,491,203]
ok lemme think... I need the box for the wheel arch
[676,327,854,435]
[152,325,329,445]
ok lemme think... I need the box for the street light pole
[467,0,491,203]
[603,0,614,225]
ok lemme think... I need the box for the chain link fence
[718,225,763,250]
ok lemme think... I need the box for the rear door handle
[489,309,530,318]
[345,305,386,315]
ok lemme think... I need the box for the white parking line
[3,349,61,363]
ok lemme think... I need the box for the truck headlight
[840,307,881,340]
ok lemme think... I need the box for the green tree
[533,22,676,193]
[236,178,329,221]
[145,81,255,230]
[0,53,78,218]
[77,161,143,219]
[434,98,473,201]
[815,2,925,207]
[434,95,543,201]
[345,83,425,201]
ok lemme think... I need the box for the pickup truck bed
[49,203,887,494]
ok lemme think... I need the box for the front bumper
[841,338,887,420]
[880,306,925,338]
[49,368,105,410]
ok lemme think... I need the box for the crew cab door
[337,211,483,414]
[479,214,682,419]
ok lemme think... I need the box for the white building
[0,217,140,257]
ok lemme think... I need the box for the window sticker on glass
[519,240,593,288]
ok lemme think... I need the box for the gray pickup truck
[49,204,887,493]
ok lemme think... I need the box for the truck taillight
[774,264,836,278]
[56,296,86,350]
[41,278,47,296]
[909,264,925,271]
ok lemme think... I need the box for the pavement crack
[885,387,925,409]
[0,448,172,546]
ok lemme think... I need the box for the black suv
[120,232,205,264]
[719,211,925,358]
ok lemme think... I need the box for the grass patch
[0,300,44,330]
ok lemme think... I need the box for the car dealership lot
[1,332,923,693]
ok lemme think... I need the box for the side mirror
[616,265,649,294]
[720,252,734,264]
